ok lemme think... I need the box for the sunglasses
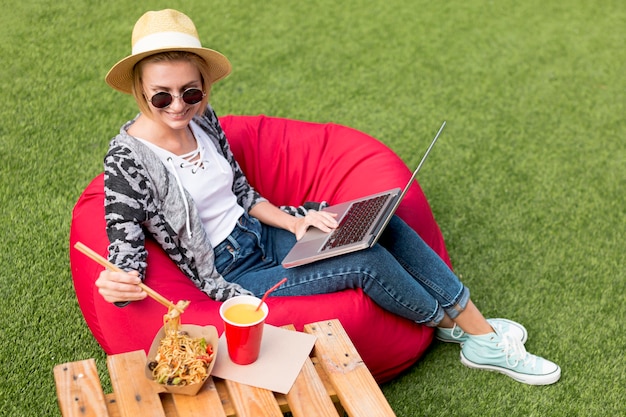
[147,88,206,109]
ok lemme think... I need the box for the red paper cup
[219,295,268,365]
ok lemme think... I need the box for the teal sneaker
[436,318,528,345]
[460,331,561,385]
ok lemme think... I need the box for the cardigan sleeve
[103,142,150,279]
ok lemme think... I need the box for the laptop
[281,121,446,268]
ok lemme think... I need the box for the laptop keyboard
[321,193,391,251]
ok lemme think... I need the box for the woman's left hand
[248,201,338,240]
[293,210,338,240]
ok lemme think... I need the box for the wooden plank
[304,320,396,417]
[53,359,110,417]
[160,394,179,417]
[107,350,166,417]
[170,377,227,417]
[214,378,236,416]
[285,355,340,417]
[104,394,121,417]
[224,379,283,417]
[310,357,339,403]
[310,358,345,415]
[282,324,340,417]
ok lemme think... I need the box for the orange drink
[223,303,265,324]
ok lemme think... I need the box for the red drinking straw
[256,277,288,311]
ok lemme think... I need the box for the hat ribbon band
[132,31,202,55]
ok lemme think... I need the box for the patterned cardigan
[103,106,319,301]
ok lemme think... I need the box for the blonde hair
[132,51,212,118]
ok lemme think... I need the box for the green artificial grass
[1,0,624,416]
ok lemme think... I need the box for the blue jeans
[213,213,470,326]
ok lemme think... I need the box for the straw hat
[105,9,232,94]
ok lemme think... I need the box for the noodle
[148,307,214,386]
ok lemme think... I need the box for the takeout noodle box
[145,324,218,396]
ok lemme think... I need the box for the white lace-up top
[137,121,243,246]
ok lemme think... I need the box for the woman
[97,9,560,385]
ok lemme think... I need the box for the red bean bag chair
[70,115,452,383]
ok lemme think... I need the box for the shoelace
[449,324,466,340]
[498,332,538,369]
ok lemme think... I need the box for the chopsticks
[73,242,189,315]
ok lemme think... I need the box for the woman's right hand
[293,210,338,240]
[95,269,147,303]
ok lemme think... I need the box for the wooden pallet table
[54,319,396,417]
